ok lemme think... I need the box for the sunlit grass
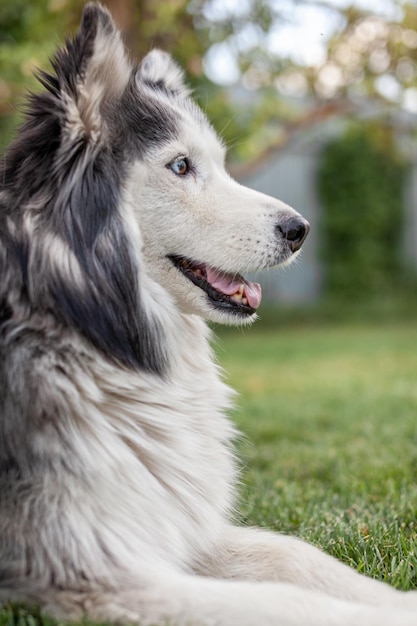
[216,321,417,588]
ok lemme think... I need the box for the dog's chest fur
[0,313,237,583]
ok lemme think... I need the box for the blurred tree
[303,2,417,106]
[0,0,84,148]
[318,122,408,298]
[192,0,417,107]
[193,0,417,158]
[1,0,417,159]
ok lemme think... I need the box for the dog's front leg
[42,573,417,626]
[196,525,417,610]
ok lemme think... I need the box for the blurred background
[1,0,417,319]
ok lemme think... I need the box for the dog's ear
[38,2,131,144]
[137,49,190,97]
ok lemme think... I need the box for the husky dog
[0,4,416,625]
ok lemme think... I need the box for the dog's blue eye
[169,157,190,176]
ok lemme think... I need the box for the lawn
[216,319,417,589]
[2,319,417,625]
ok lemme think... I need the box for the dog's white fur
[1,4,417,625]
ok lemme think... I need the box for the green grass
[2,320,417,624]
[215,319,417,589]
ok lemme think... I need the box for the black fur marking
[0,104,62,206]
[0,4,168,375]
[118,75,178,154]
[51,3,100,99]
[0,457,20,476]
[49,154,167,373]
[0,300,13,327]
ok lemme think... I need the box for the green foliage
[0,0,83,153]
[318,123,408,298]
[0,604,55,626]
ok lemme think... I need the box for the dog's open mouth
[169,255,262,316]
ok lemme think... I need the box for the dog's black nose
[278,217,310,252]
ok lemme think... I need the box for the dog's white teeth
[230,284,246,303]
[195,269,202,277]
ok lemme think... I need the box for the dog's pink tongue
[206,268,262,309]
[244,281,262,309]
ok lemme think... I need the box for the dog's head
[0,3,309,372]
